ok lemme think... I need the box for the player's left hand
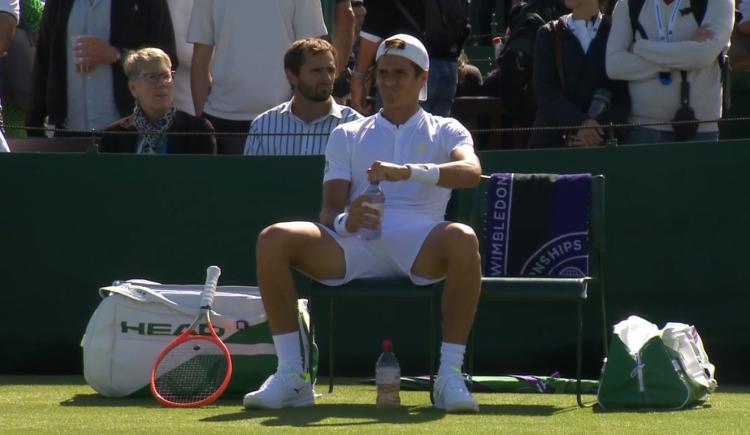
[367,160,410,183]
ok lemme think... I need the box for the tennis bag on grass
[597,315,716,409]
[81,280,317,398]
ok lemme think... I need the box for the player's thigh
[411,222,479,279]
[257,221,346,281]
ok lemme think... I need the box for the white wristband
[333,212,354,237]
[406,163,440,185]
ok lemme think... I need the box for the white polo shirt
[187,0,327,121]
[323,108,474,225]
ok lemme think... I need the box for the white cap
[376,33,429,101]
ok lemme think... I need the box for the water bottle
[375,339,401,408]
[356,182,385,241]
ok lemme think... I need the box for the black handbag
[671,71,699,142]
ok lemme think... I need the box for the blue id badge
[658,71,672,85]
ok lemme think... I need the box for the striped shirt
[244,100,363,155]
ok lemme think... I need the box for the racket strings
[153,339,228,404]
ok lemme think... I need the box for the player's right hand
[346,195,382,233]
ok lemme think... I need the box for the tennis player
[244,33,482,413]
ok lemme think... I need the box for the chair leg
[429,293,436,404]
[328,297,335,394]
[576,299,584,407]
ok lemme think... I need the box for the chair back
[448,174,605,284]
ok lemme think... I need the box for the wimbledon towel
[484,173,591,277]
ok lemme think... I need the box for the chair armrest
[481,277,589,301]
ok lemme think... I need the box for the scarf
[132,105,176,154]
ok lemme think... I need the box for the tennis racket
[150,265,233,407]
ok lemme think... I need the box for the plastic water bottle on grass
[357,182,385,241]
[375,339,401,408]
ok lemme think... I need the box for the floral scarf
[132,105,176,154]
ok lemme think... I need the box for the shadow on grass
[59,394,158,408]
[59,393,249,408]
[201,403,563,427]
[592,403,713,413]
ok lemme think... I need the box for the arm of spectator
[606,0,663,81]
[0,11,17,56]
[532,25,588,127]
[295,0,329,39]
[632,0,734,71]
[191,43,214,116]
[350,35,379,114]
[26,0,50,135]
[333,1,355,76]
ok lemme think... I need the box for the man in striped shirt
[244,38,362,156]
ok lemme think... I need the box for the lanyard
[654,0,683,42]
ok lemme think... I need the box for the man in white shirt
[188,0,327,153]
[244,38,362,156]
[166,0,195,115]
[606,0,733,143]
[0,0,19,152]
[243,34,483,413]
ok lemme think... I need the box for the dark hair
[284,38,337,76]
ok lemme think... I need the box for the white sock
[438,342,466,376]
[272,331,304,375]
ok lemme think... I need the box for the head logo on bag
[120,321,226,337]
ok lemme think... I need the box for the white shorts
[316,219,446,286]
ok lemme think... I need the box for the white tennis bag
[81,280,316,398]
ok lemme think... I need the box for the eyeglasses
[136,71,175,84]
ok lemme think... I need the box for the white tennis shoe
[433,372,479,413]
[243,370,314,409]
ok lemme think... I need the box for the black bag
[671,71,699,142]
[395,0,471,57]
[497,0,566,125]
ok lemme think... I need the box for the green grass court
[1,376,749,434]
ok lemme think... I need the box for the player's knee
[256,223,294,257]
[444,223,479,255]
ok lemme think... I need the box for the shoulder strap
[628,0,648,40]
[553,21,566,93]
[394,0,423,35]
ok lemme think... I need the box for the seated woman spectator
[529,0,629,148]
[100,48,215,154]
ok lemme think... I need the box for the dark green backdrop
[1,141,748,383]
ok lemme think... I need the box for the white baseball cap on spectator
[376,33,429,101]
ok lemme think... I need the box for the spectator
[0,0,18,152]
[455,51,483,97]
[333,0,355,77]
[243,34,482,413]
[166,0,195,115]
[332,0,368,104]
[188,0,327,154]
[529,0,629,148]
[244,38,362,156]
[607,0,734,144]
[26,0,177,137]
[100,48,215,154]
[350,0,470,116]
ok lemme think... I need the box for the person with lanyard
[528,0,630,148]
[100,48,215,154]
[606,0,733,144]
[0,0,19,152]
[243,34,483,413]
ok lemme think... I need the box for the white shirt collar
[282,98,344,125]
[374,108,425,132]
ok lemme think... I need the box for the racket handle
[201,265,221,309]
